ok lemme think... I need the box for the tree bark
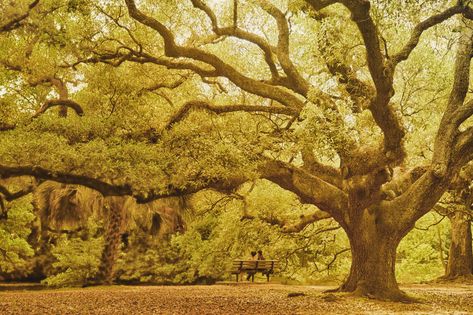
[444,211,473,279]
[335,210,413,301]
[96,204,123,285]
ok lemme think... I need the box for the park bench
[231,260,278,282]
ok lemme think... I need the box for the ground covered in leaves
[0,283,472,314]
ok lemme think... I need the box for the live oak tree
[2,0,473,301]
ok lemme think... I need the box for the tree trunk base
[436,274,473,283]
[326,283,419,303]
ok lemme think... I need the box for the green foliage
[117,185,350,285]
[42,220,103,287]
[396,212,449,283]
[0,197,35,275]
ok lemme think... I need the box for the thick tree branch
[165,100,298,129]
[28,76,80,117]
[70,51,219,77]
[309,0,405,159]
[33,99,84,118]
[391,4,465,67]
[453,127,473,164]
[452,97,473,126]
[124,0,305,111]
[0,164,205,203]
[0,157,347,226]
[242,208,332,232]
[339,0,391,95]
[190,0,312,93]
[432,20,473,178]
[260,160,348,226]
[0,0,40,32]
[301,147,342,188]
[0,122,16,131]
[282,210,332,232]
[255,0,310,95]
[0,184,35,201]
[217,27,280,80]
[0,165,133,197]
[144,75,188,92]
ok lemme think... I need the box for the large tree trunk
[335,210,412,302]
[444,211,473,279]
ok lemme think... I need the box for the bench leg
[236,273,239,282]
[267,273,270,282]
[251,273,255,282]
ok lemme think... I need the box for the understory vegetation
[0,189,452,287]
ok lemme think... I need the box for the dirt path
[0,283,472,314]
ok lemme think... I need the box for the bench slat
[231,259,279,282]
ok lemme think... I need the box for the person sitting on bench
[246,251,257,281]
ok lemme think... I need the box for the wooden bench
[231,260,278,282]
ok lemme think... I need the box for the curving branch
[33,99,84,118]
[338,0,391,95]
[0,156,348,226]
[389,22,473,227]
[453,127,473,165]
[124,0,305,111]
[301,147,342,189]
[0,164,205,204]
[247,208,332,233]
[260,160,348,226]
[452,98,473,126]
[308,0,405,161]
[255,0,310,95]
[28,76,83,118]
[144,75,188,92]
[391,4,466,67]
[0,0,40,33]
[0,122,15,131]
[69,51,219,78]
[0,165,134,198]
[190,0,317,95]
[432,20,473,178]
[0,184,35,201]
[165,100,299,129]
[281,210,332,232]
[190,0,280,82]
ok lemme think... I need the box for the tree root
[325,283,420,303]
[435,274,473,284]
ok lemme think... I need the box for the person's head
[258,250,263,255]
[250,251,257,257]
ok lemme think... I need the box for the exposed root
[329,282,421,303]
[354,287,419,303]
[435,274,473,284]
[323,287,341,293]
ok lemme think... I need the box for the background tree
[438,164,473,280]
[33,181,186,284]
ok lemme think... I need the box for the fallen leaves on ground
[0,283,472,314]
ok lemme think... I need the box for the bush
[0,197,35,277]
[42,219,103,287]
